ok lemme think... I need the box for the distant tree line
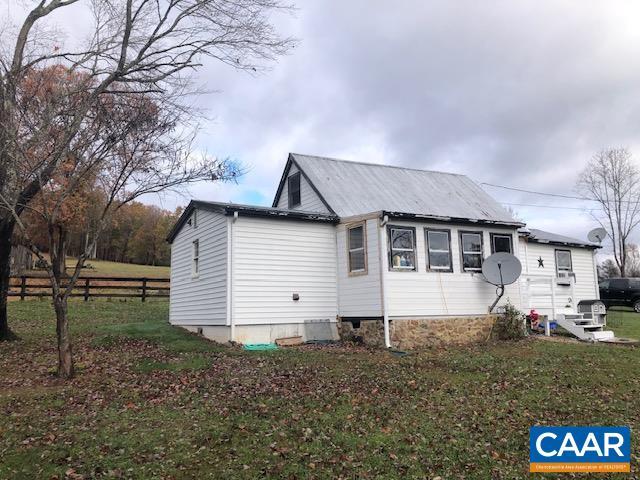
[598,244,640,279]
[18,198,180,268]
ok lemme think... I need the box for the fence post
[20,276,26,301]
[84,278,90,302]
[141,278,147,302]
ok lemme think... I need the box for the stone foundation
[339,315,500,349]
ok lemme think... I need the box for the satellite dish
[588,227,607,244]
[482,252,522,286]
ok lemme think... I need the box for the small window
[460,231,483,272]
[425,229,452,272]
[188,209,197,228]
[347,224,367,274]
[388,226,416,271]
[192,240,200,276]
[490,233,512,254]
[599,280,610,289]
[555,249,572,274]
[288,172,301,208]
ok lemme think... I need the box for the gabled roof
[273,153,523,227]
[167,200,339,243]
[519,228,601,249]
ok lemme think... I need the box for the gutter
[378,214,392,348]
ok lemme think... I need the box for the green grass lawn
[1,300,639,479]
[606,307,640,339]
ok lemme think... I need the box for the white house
[167,153,601,348]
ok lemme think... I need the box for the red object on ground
[529,309,540,329]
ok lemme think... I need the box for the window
[610,278,628,290]
[425,229,452,272]
[188,209,197,228]
[288,172,301,208]
[388,226,416,271]
[555,249,572,274]
[460,231,483,272]
[192,240,200,276]
[490,233,512,253]
[599,280,609,289]
[347,223,367,274]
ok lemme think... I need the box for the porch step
[555,315,614,342]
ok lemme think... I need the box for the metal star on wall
[537,256,544,268]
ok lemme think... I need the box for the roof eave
[222,204,339,223]
[525,237,601,250]
[381,210,525,228]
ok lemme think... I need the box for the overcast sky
[7,1,640,252]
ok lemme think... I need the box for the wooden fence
[8,275,170,301]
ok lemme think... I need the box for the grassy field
[1,301,639,479]
[69,259,170,278]
[58,259,169,278]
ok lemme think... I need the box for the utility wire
[481,182,594,201]
[501,202,595,211]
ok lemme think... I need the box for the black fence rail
[8,275,170,301]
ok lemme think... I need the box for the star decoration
[537,256,544,268]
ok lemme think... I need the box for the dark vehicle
[599,278,640,312]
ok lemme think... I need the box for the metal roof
[278,153,523,226]
[519,228,601,249]
[167,200,338,243]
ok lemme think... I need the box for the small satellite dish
[588,227,607,244]
[482,252,522,286]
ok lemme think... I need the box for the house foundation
[339,315,500,349]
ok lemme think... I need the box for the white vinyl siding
[276,163,330,213]
[384,222,520,316]
[231,216,337,325]
[518,238,599,313]
[170,209,227,325]
[337,219,383,317]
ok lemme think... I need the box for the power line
[501,202,595,211]
[481,182,594,201]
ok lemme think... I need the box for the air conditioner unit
[556,271,573,285]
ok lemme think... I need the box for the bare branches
[576,148,640,277]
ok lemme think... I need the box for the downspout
[228,211,239,342]
[592,250,600,299]
[379,214,391,348]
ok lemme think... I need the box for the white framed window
[192,239,200,277]
[388,226,416,271]
[490,233,512,254]
[555,249,572,274]
[288,172,301,208]
[460,231,483,272]
[425,228,452,272]
[347,223,367,274]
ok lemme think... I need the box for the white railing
[520,273,576,323]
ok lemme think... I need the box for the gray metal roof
[285,153,523,226]
[520,228,600,249]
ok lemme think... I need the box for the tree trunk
[0,220,18,341]
[53,295,74,378]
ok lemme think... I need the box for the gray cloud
[8,0,640,249]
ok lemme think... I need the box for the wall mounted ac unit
[556,271,572,285]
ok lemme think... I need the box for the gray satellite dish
[482,253,522,312]
[588,227,607,244]
[482,252,522,286]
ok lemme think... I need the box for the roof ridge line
[290,152,468,177]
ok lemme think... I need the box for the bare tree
[0,0,295,343]
[8,80,238,377]
[576,148,640,277]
